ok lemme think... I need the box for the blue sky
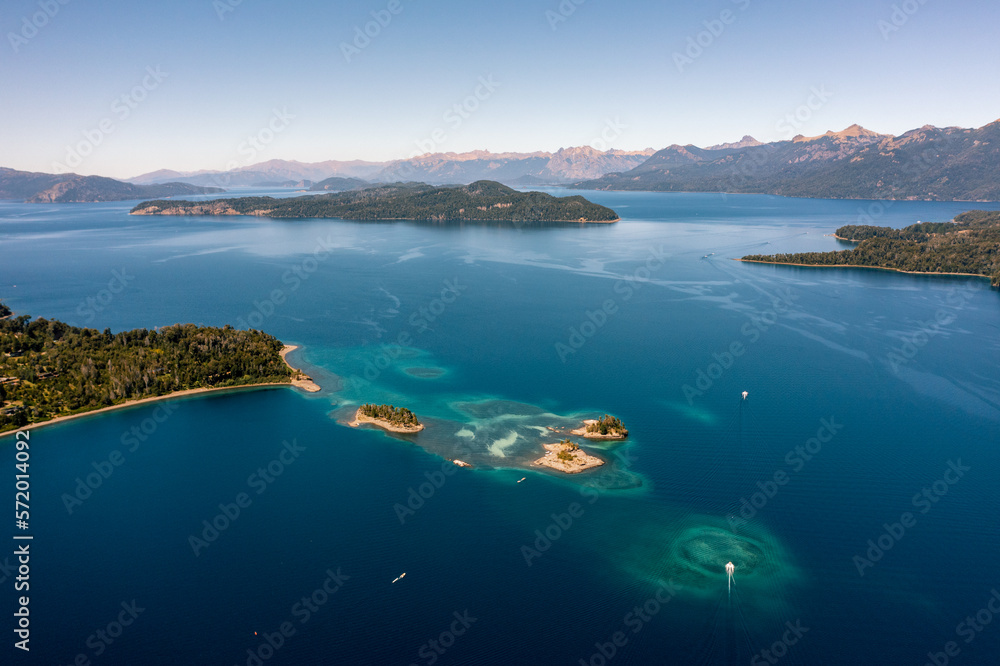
[2,0,998,178]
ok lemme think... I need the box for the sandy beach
[0,344,320,439]
[349,409,425,434]
[0,383,290,439]
[280,345,322,392]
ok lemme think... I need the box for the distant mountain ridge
[575,120,1000,201]
[10,119,998,203]
[0,168,223,203]
[128,159,384,188]
[706,135,763,150]
[127,147,656,189]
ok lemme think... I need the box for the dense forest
[130,180,620,223]
[743,210,1000,287]
[357,403,421,427]
[0,311,291,432]
[0,302,10,318]
[587,414,628,436]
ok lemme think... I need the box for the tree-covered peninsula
[0,311,292,433]
[742,210,1000,287]
[130,180,619,223]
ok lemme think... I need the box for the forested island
[129,180,619,223]
[742,210,1000,287]
[0,310,293,433]
[571,414,629,440]
[351,403,424,433]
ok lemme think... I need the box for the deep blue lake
[2,190,1000,664]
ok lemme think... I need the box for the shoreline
[533,441,605,474]
[0,343,321,439]
[0,383,289,439]
[133,210,620,224]
[736,258,991,280]
[570,419,628,440]
[280,345,321,392]
[350,409,425,434]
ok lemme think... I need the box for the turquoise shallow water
[2,191,1000,664]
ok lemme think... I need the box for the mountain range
[5,119,1000,203]
[127,147,657,189]
[575,120,1000,201]
[0,168,222,203]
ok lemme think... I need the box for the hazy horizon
[3,0,999,179]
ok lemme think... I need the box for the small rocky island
[350,403,425,433]
[534,439,605,473]
[571,414,629,440]
[129,180,620,223]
